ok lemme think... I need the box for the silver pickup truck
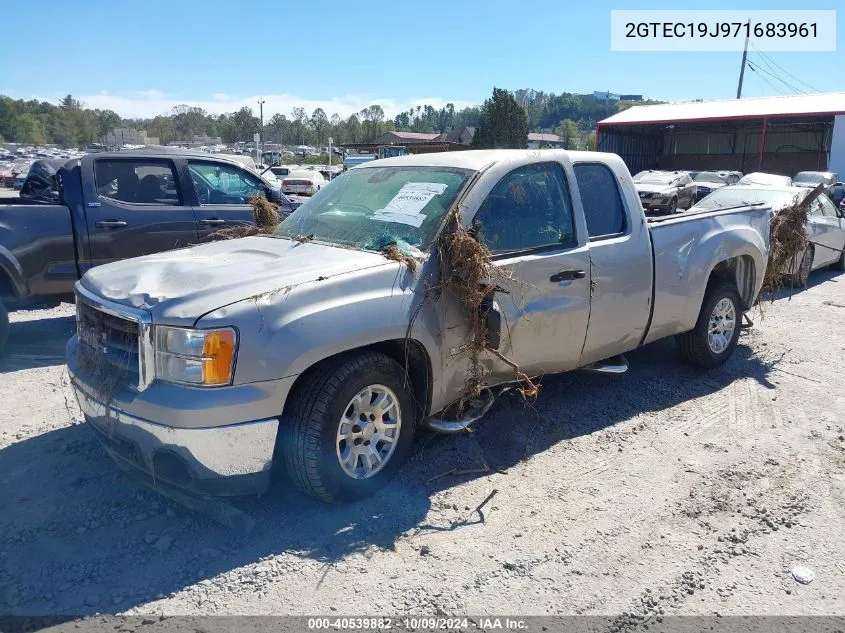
[66,150,770,503]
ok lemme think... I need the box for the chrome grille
[74,287,154,392]
[76,301,140,385]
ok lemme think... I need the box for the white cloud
[32,90,475,120]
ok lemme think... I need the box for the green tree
[473,88,528,149]
[553,118,580,149]
[290,107,307,144]
[230,106,259,142]
[310,108,328,147]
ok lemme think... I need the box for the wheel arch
[708,254,757,310]
[281,338,433,423]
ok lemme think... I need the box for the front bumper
[641,198,673,210]
[72,380,279,496]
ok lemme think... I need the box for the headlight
[154,326,237,386]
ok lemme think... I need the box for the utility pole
[736,20,750,99]
[257,97,266,163]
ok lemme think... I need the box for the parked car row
[633,168,844,215]
[692,182,845,287]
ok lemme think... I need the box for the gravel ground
[1,270,844,620]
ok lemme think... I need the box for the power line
[746,59,807,95]
[749,43,823,93]
[746,63,787,96]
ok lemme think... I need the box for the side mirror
[266,186,281,203]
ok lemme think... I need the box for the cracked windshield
[275,166,472,252]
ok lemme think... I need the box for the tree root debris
[434,211,538,409]
[761,183,824,295]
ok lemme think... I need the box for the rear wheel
[789,245,813,287]
[280,351,416,503]
[0,302,8,357]
[677,281,742,369]
[834,244,845,271]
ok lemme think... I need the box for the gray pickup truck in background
[66,150,770,504]
[0,150,293,354]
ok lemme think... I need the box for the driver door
[469,161,591,379]
[187,160,271,241]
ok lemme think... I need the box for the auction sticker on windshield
[372,182,448,227]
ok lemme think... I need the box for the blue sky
[2,0,841,120]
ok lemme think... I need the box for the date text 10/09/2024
[625,22,818,39]
[307,618,528,630]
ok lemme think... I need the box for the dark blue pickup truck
[0,149,296,354]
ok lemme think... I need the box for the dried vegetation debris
[761,183,825,293]
[433,211,539,408]
[211,195,280,240]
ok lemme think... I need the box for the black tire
[0,301,8,357]
[677,281,742,369]
[280,351,416,503]
[789,245,813,287]
[668,197,678,214]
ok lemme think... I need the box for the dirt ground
[1,270,844,620]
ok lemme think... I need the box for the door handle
[94,220,128,228]
[199,218,227,225]
[550,269,586,283]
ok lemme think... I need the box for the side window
[188,161,266,205]
[573,163,627,238]
[473,162,575,254]
[94,159,181,205]
[817,195,838,217]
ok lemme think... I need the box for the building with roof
[446,126,476,145]
[376,131,447,145]
[596,92,845,177]
[527,132,563,149]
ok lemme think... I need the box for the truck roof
[355,149,622,172]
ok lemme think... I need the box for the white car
[281,170,326,196]
[269,165,300,178]
[736,172,793,187]
[693,184,845,285]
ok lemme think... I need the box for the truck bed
[643,204,771,345]
[0,204,77,305]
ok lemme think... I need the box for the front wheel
[677,281,742,369]
[280,351,416,503]
[668,197,678,214]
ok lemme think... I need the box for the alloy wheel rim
[707,298,736,355]
[336,384,402,479]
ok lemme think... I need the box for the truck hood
[635,183,675,194]
[81,236,392,323]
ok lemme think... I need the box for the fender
[0,245,27,298]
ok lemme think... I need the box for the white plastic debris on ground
[791,566,816,584]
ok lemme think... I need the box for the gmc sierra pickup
[0,150,293,354]
[66,150,770,504]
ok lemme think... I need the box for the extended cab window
[94,159,181,205]
[188,161,266,205]
[474,162,575,254]
[573,163,626,238]
[814,195,838,218]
